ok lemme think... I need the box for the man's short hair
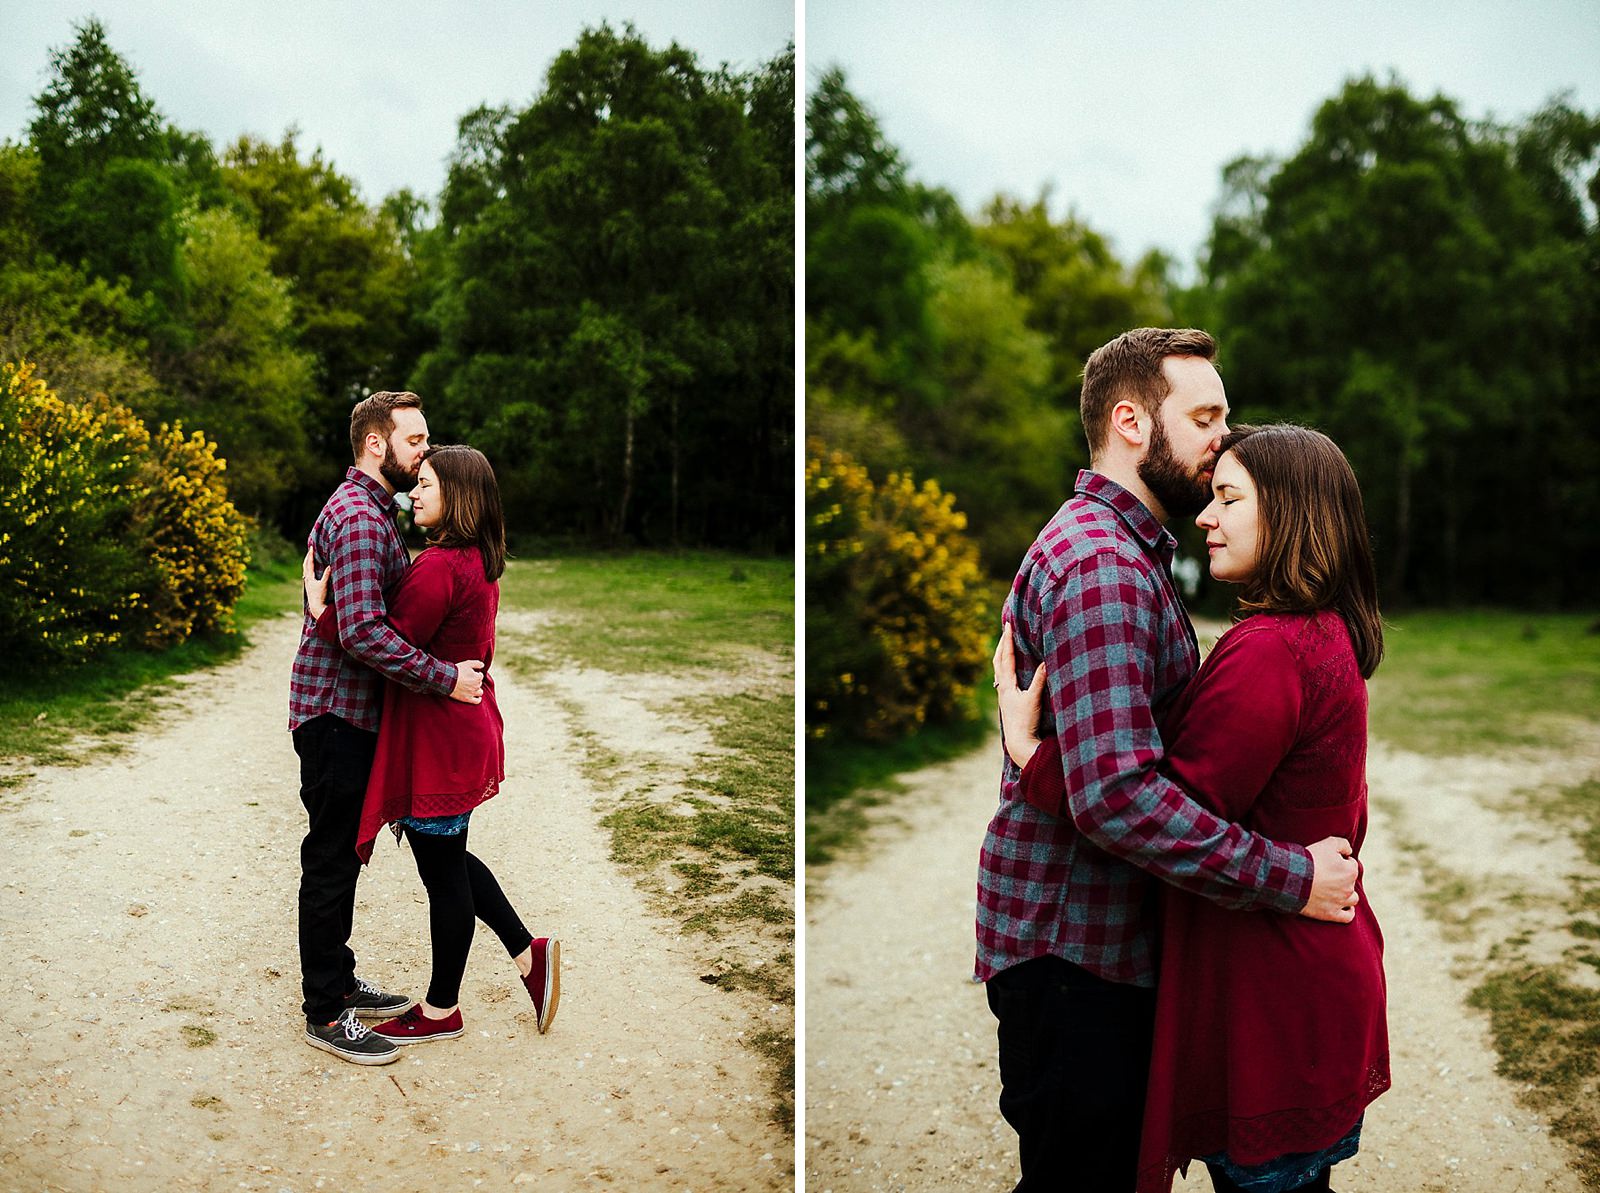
[349,391,423,461]
[1080,328,1217,457]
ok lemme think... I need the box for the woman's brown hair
[1218,425,1384,678]
[419,445,506,582]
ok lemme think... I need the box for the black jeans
[987,955,1157,1192]
[403,823,531,1008]
[292,714,377,1025]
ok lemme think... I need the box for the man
[288,390,485,1066]
[975,329,1362,1190]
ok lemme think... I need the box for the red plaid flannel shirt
[287,468,458,732]
[974,471,1314,986]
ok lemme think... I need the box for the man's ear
[361,431,384,461]
[1109,399,1149,451]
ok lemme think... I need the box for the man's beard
[1138,414,1212,520]
[380,441,417,492]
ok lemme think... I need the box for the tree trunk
[614,405,635,543]
[670,392,680,548]
[1386,443,1412,604]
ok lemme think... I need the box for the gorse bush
[806,437,991,743]
[0,359,247,661]
[137,418,248,645]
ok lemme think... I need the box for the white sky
[807,0,1600,274]
[2,1,794,207]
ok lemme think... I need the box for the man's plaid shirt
[974,471,1314,987]
[287,468,458,732]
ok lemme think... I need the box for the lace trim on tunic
[1138,1064,1391,1193]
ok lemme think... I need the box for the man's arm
[1032,551,1314,915]
[320,512,459,697]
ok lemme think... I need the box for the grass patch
[0,545,301,771]
[499,550,794,1131]
[805,684,989,865]
[1467,966,1600,1186]
[180,1025,218,1048]
[497,550,793,673]
[1368,610,1600,756]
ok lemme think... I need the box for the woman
[305,444,559,1043]
[994,425,1388,1193]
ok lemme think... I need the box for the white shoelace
[339,1010,373,1040]
[353,976,383,997]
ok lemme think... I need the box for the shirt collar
[1075,469,1176,561]
[345,465,397,513]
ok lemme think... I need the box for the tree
[158,207,317,516]
[27,19,184,320]
[1205,76,1600,605]
[419,25,792,547]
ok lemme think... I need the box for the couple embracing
[979,328,1390,1192]
[287,390,559,1066]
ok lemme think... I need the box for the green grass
[497,550,794,1131]
[1467,967,1600,1187]
[0,549,301,773]
[1368,610,1600,756]
[1369,609,1600,1184]
[497,549,793,673]
[804,684,989,865]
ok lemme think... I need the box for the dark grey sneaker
[305,1009,400,1065]
[343,976,413,1020]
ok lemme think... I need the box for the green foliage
[420,26,793,549]
[806,439,992,744]
[159,206,316,516]
[1205,76,1600,605]
[0,360,147,660]
[222,131,422,407]
[805,72,1166,576]
[0,360,249,661]
[137,419,250,644]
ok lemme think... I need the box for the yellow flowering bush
[0,361,146,660]
[0,360,248,661]
[134,421,249,645]
[806,437,991,743]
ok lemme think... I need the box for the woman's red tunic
[322,545,504,863]
[1018,610,1389,1191]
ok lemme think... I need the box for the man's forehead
[1162,356,1226,406]
[391,407,428,436]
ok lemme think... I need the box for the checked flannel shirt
[974,471,1314,988]
[287,468,458,733]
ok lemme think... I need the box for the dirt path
[804,734,1592,1192]
[0,612,790,1191]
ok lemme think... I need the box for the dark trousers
[292,714,377,1024]
[403,824,531,1008]
[987,955,1157,1193]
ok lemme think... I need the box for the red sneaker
[371,1004,464,1044]
[522,937,560,1033]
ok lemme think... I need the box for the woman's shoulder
[1216,610,1350,667]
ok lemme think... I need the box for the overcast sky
[808,1,1600,274]
[3,1,793,207]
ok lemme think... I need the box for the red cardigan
[1018,610,1389,1189]
[319,546,504,862]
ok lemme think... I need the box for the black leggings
[403,824,532,1008]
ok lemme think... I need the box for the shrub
[0,359,249,660]
[806,437,991,743]
[0,360,147,660]
[135,420,249,645]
